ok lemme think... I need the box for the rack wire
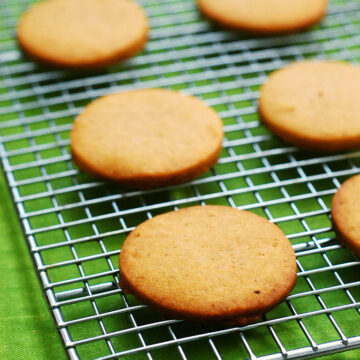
[1,0,360,359]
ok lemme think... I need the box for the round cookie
[259,61,360,152]
[17,0,149,69]
[119,205,297,325]
[197,0,327,35]
[70,88,224,188]
[332,174,360,255]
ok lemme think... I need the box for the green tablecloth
[0,170,360,360]
[0,170,65,360]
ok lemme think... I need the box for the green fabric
[0,171,65,360]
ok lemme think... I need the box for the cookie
[197,0,327,34]
[119,205,297,325]
[259,61,360,152]
[331,174,360,255]
[70,89,223,188]
[17,0,149,69]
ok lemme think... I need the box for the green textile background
[0,171,65,359]
[0,167,360,359]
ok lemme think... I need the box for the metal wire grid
[1,0,360,359]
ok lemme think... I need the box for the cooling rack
[1,0,360,359]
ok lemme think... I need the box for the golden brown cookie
[198,0,327,34]
[17,0,149,69]
[259,61,360,152]
[332,174,360,255]
[70,89,223,188]
[119,205,297,325]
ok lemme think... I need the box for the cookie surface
[332,175,360,255]
[70,89,223,188]
[198,0,327,34]
[259,61,360,152]
[17,0,148,69]
[119,205,297,325]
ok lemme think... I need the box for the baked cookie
[259,61,360,152]
[17,0,149,69]
[70,89,223,188]
[197,0,327,34]
[119,205,297,325]
[332,174,360,256]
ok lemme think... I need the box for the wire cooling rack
[1,0,360,359]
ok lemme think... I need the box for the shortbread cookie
[119,205,297,325]
[17,0,149,69]
[198,0,327,34]
[70,89,223,188]
[332,174,360,255]
[259,61,360,152]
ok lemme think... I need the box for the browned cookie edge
[331,175,360,256]
[70,134,222,189]
[119,207,297,323]
[119,257,296,325]
[258,82,360,152]
[16,3,149,69]
[197,0,327,35]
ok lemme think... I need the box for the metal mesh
[1,0,360,359]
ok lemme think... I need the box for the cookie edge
[258,61,360,152]
[70,89,224,189]
[119,206,297,324]
[197,0,328,35]
[16,0,149,69]
[331,174,360,256]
